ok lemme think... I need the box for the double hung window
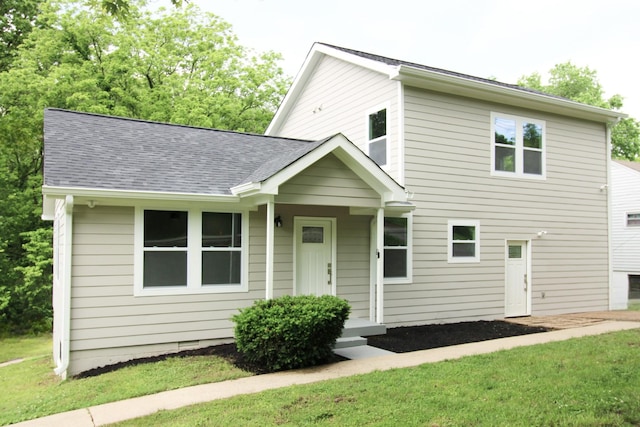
[492,113,545,178]
[448,220,480,263]
[368,108,387,166]
[383,215,412,283]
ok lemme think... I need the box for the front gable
[276,153,381,208]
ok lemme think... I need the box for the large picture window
[368,108,387,166]
[136,208,247,295]
[492,113,545,178]
[448,220,480,263]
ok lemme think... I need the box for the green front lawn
[114,329,640,427]
[0,337,251,425]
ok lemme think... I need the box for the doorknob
[524,273,528,291]
[327,263,332,285]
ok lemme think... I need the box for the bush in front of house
[232,294,350,372]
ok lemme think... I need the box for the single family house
[43,43,625,378]
[611,160,640,308]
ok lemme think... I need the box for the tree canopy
[0,0,290,333]
[518,62,640,160]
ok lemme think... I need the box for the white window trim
[134,206,249,296]
[490,112,546,180]
[627,212,640,227]
[448,219,480,263]
[384,212,413,285]
[365,102,390,168]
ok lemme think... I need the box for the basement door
[505,241,530,317]
[294,217,336,296]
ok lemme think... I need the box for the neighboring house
[43,42,625,378]
[611,160,640,308]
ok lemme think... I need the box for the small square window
[448,220,480,263]
[627,213,640,226]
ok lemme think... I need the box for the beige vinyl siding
[276,55,401,182]
[393,87,609,325]
[67,205,264,374]
[276,153,381,208]
[612,162,640,273]
[68,199,373,374]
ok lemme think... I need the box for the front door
[294,217,335,296]
[505,241,529,317]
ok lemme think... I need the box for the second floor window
[368,108,387,166]
[492,113,545,179]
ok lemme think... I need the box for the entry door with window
[294,218,335,296]
[505,241,530,317]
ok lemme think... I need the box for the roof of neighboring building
[614,159,640,173]
[43,109,325,195]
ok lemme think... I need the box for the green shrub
[232,295,350,372]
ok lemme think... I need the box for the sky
[156,0,640,119]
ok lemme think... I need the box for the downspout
[54,195,73,378]
[606,122,615,310]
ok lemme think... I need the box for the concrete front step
[341,317,386,338]
[334,336,367,349]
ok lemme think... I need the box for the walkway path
[11,318,640,427]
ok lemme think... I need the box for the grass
[628,301,640,311]
[0,334,51,363]
[112,329,640,427]
[0,337,251,425]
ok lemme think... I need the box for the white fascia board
[42,186,240,205]
[266,43,393,136]
[230,182,262,196]
[257,134,407,203]
[391,65,627,123]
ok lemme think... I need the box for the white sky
[157,0,640,119]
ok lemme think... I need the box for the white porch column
[376,207,384,324]
[265,199,275,300]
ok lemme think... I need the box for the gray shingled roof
[43,109,325,195]
[318,42,569,102]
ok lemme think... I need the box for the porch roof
[43,109,409,211]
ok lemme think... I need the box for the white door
[505,241,529,317]
[294,218,335,296]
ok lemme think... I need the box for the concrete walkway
[11,319,640,427]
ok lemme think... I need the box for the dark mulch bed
[367,320,549,353]
[76,320,549,378]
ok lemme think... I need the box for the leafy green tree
[0,0,43,72]
[518,62,639,160]
[0,0,290,333]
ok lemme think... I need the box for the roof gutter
[389,65,627,124]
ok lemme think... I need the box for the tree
[518,62,640,160]
[0,0,290,333]
[0,0,43,72]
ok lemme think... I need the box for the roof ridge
[45,108,319,144]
